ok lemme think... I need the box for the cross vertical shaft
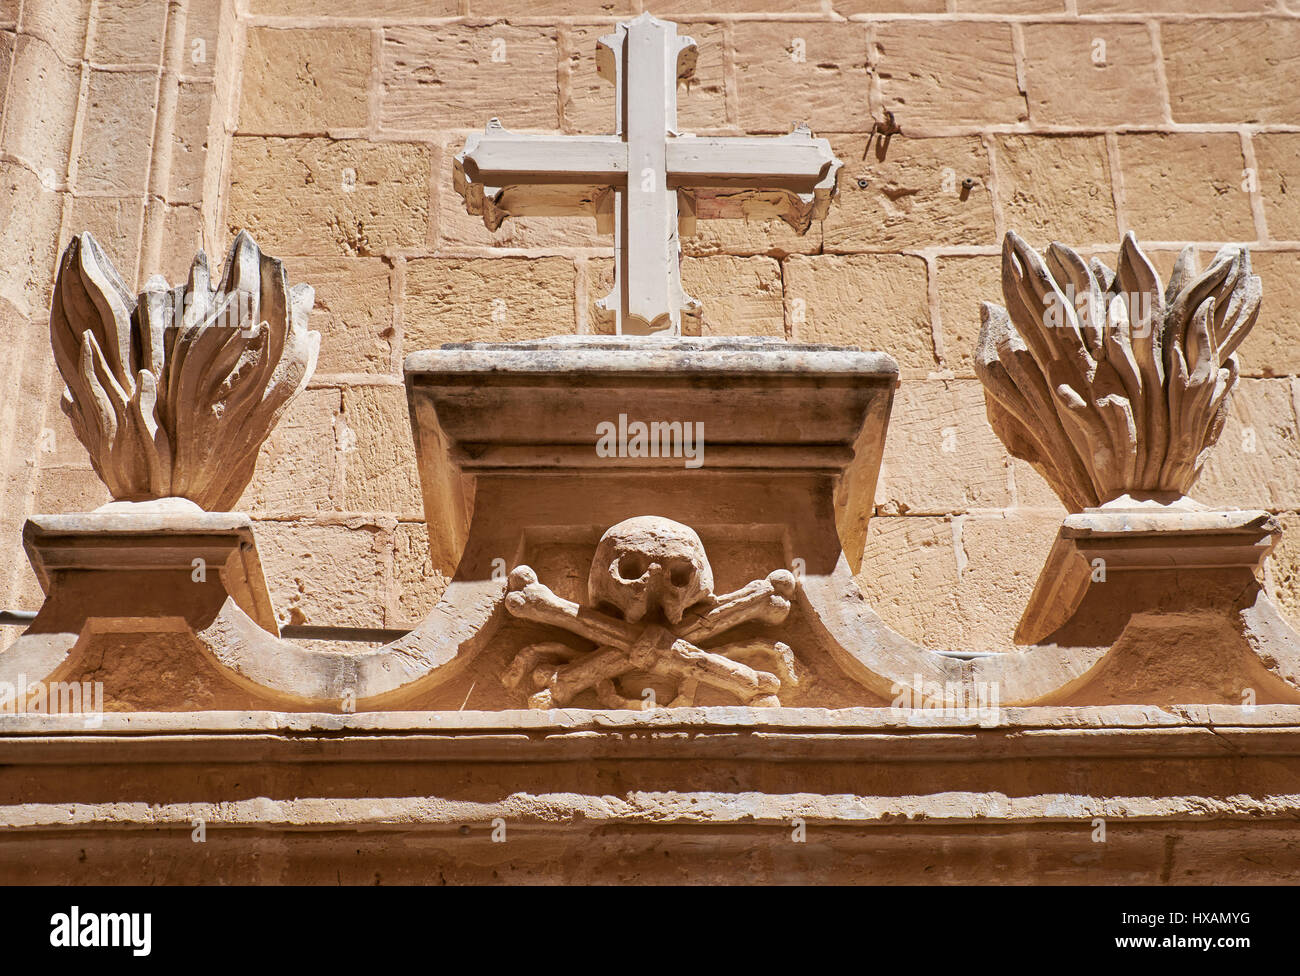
[617,16,691,334]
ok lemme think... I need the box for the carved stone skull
[588,516,715,626]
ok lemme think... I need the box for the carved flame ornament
[51,230,320,511]
[976,231,1261,511]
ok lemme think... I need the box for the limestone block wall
[4,0,1300,653]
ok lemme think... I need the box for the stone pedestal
[1018,505,1278,646]
[24,506,279,634]
[404,336,896,575]
[1,505,283,710]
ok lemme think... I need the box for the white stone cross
[455,12,841,336]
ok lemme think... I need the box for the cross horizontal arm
[454,124,629,231]
[665,126,841,232]
[459,131,628,184]
[666,137,838,188]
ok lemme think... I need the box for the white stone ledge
[1,705,1299,750]
[3,707,1297,843]
[5,792,1300,833]
[3,704,1299,733]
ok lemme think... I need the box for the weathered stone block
[92,0,166,65]
[392,522,451,627]
[250,0,457,14]
[733,23,871,133]
[340,385,423,517]
[240,28,370,133]
[1163,20,1300,124]
[38,388,98,469]
[824,136,995,251]
[1,304,54,479]
[955,0,1062,9]
[935,254,1000,378]
[279,257,394,375]
[996,135,1117,245]
[868,512,1081,657]
[404,257,576,347]
[876,378,1012,514]
[11,559,43,614]
[1010,458,1070,512]
[1264,512,1300,628]
[1082,0,1271,9]
[864,511,1062,654]
[1197,378,1300,510]
[76,69,158,197]
[76,70,160,196]
[1021,24,1163,126]
[3,35,80,178]
[1116,134,1254,242]
[858,515,960,645]
[874,22,1024,128]
[480,0,634,12]
[783,253,934,370]
[154,203,205,282]
[682,216,822,258]
[586,257,617,335]
[17,0,88,60]
[1254,134,1300,242]
[946,511,1064,651]
[183,0,222,79]
[834,0,945,12]
[240,388,339,515]
[168,81,213,206]
[654,0,822,13]
[32,465,109,514]
[255,520,390,628]
[65,196,145,284]
[682,256,785,338]
[226,137,431,256]
[0,162,65,309]
[381,25,558,131]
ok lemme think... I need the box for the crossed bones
[503,566,799,709]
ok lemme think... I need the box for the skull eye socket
[667,561,695,588]
[617,553,648,581]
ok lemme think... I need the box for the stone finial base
[1016,502,1278,646]
[0,507,283,711]
[23,506,279,635]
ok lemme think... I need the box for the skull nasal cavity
[618,553,648,580]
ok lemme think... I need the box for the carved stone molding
[8,334,1300,714]
[976,231,1261,511]
[51,231,320,511]
[504,515,799,708]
